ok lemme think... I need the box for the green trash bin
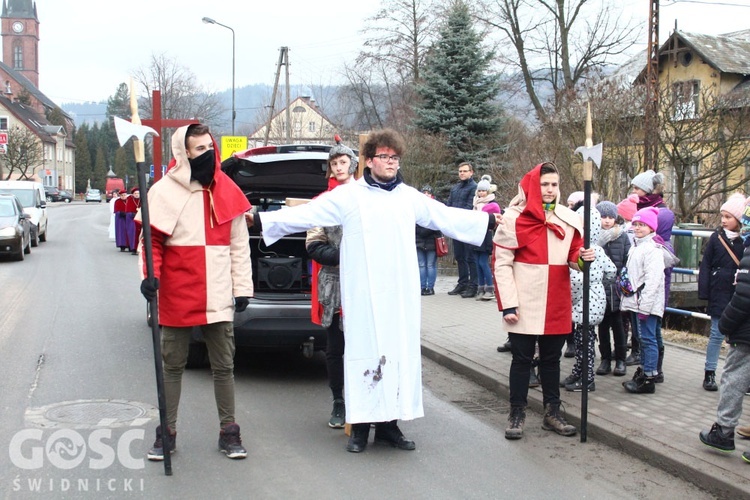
[674,223,705,270]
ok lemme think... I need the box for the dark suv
[44,186,73,203]
[182,144,338,367]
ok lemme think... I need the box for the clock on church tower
[1,0,40,88]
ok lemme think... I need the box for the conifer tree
[414,0,504,165]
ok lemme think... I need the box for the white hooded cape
[260,178,489,423]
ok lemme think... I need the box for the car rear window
[0,189,34,207]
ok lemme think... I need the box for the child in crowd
[699,198,750,462]
[620,207,677,394]
[596,201,631,377]
[473,175,501,301]
[698,193,746,391]
[561,206,616,392]
[617,194,639,364]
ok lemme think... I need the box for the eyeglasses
[372,154,401,163]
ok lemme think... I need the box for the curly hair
[362,129,406,159]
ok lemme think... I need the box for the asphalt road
[0,201,714,499]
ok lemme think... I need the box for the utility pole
[285,48,291,143]
[263,47,290,146]
[643,0,659,172]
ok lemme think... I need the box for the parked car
[170,144,336,367]
[85,189,102,203]
[44,186,73,203]
[57,190,73,203]
[0,193,32,261]
[0,180,48,246]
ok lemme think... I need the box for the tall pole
[580,103,593,443]
[643,0,659,172]
[202,17,235,135]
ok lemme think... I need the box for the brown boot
[542,403,576,436]
[737,425,750,439]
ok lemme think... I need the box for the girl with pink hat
[698,193,747,391]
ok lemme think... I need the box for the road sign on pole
[0,132,8,145]
[221,136,248,161]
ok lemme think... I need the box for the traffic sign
[221,136,248,161]
[0,132,8,145]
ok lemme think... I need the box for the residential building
[250,96,339,147]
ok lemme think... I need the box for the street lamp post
[202,16,235,135]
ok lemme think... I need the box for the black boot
[655,346,665,383]
[596,359,612,376]
[529,358,540,388]
[447,284,466,295]
[622,368,655,394]
[497,336,511,353]
[613,360,627,377]
[564,334,575,358]
[460,285,478,298]
[703,370,718,391]
[625,349,640,366]
[374,420,415,450]
[346,423,371,453]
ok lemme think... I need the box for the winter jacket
[447,178,477,210]
[598,224,631,311]
[570,208,617,325]
[698,228,744,317]
[137,125,252,327]
[416,224,442,252]
[307,225,343,329]
[620,233,676,317]
[719,244,750,345]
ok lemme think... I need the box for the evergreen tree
[73,125,92,194]
[413,0,505,165]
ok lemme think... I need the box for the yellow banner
[220,136,249,161]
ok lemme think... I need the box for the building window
[308,122,316,133]
[0,116,8,130]
[13,44,23,70]
[672,80,700,120]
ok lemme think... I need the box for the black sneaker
[147,425,176,461]
[566,379,595,392]
[700,423,735,452]
[329,399,345,429]
[743,451,750,463]
[560,374,578,388]
[219,423,247,459]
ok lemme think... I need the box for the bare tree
[133,53,224,160]
[1,125,45,180]
[657,85,750,223]
[476,0,640,123]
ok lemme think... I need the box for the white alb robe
[260,178,489,423]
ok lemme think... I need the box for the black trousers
[509,333,566,408]
[452,240,476,287]
[326,314,345,400]
[598,309,627,362]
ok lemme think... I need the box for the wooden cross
[140,90,199,182]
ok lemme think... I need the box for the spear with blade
[574,103,602,443]
[113,82,171,475]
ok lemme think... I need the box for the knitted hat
[616,194,639,221]
[421,184,432,194]
[596,201,618,220]
[477,175,492,192]
[567,191,584,206]
[481,202,501,215]
[721,193,747,222]
[328,137,358,174]
[632,207,659,232]
[630,170,664,194]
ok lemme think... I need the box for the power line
[662,0,750,7]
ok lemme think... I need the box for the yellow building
[249,96,338,147]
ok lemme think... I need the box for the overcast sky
[33,0,750,105]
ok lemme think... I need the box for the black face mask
[189,149,216,186]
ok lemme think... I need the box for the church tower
[1,0,39,88]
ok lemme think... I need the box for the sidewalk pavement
[421,276,750,498]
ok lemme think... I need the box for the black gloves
[234,296,250,312]
[140,278,159,301]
